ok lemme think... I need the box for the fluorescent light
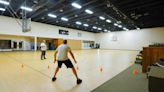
[104,29,108,32]
[20,6,33,12]
[98,28,102,30]
[106,19,111,23]
[83,24,89,27]
[114,23,118,26]
[71,3,82,9]
[99,16,105,20]
[61,17,68,21]
[48,13,57,18]
[123,27,129,31]
[0,0,9,5]
[0,7,5,11]
[76,21,82,25]
[118,25,122,28]
[123,27,127,30]
[85,9,93,14]
[137,28,140,30]
[126,29,129,31]
[92,26,97,29]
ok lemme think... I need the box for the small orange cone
[21,64,24,68]
[133,69,138,75]
[48,65,50,69]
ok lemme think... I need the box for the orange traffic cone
[133,69,138,75]
[48,65,50,69]
[21,64,24,68]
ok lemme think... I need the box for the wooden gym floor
[0,50,138,92]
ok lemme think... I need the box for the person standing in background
[40,40,47,60]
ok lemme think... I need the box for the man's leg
[43,51,46,59]
[41,51,43,60]
[71,67,82,84]
[52,61,62,82]
[54,67,60,77]
[65,60,82,84]
[52,67,60,81]
[71,67,79,79]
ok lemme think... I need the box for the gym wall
[67,39,82,50]
[0,16,95,41]
[54,39,82,50]
[0,34,32,51]
[96,27,164,50]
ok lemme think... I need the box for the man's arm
[54,50,58,63]
[69,50,77,64]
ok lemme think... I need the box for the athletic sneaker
[52,77,56,82]
[77,79,82,84]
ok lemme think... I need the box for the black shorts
[57,59,74,68]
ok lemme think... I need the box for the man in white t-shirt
[52,40,82,84]
[40,40,47,60]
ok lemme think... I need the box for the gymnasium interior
[0,0,164,92]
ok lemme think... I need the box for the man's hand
[69,50,77,64]
[54,50,58,64]
[74,60,77,64]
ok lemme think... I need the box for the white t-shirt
[40,43,47,51]
[56,44,71,61]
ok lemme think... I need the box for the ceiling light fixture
[118,25,122,28]
[0,7,5,11]
[92,26,97,29]
[85,9,93,14]
[114,23,118,26]
[61,17,69,21]
[104,29,108,32]
[48,13,57,18]
[20,6,33,12]
[106,19,111,23]
[71,3,82,9]
[123,27,129,31]
[83,24,89,27]
[99,16,105,20]
[98,28,102,30]
[137,28,140,30]
[123,27,127,30]
[59,9,63,12]
[76,21,82,25]
[0,0,9,5]
[126,29,129,31]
